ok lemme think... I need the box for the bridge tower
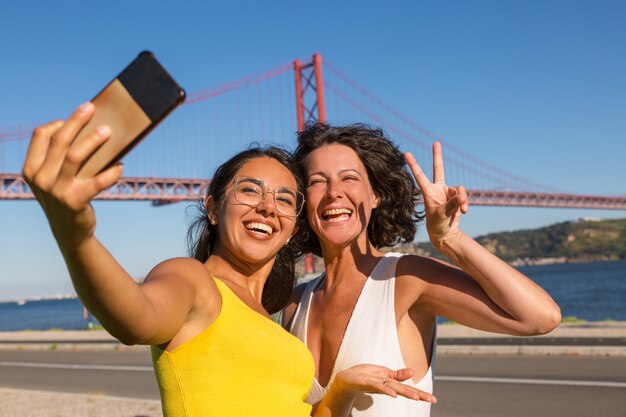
[294,53,326,273]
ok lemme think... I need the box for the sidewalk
[436,321,626,356]
[1,321,625,355]
[0,388,162,417]
[0,329,139,351]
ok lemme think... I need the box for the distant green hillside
[412,218,626,265]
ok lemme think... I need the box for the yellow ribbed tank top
[151,277,315,417]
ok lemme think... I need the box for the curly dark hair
[293,123,424,256]
[187,146,306,314]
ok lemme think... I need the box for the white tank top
[290,252,435,417]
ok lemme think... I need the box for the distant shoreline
[3,257,626,302]
[510,256,624,267]
[0,294,78,305]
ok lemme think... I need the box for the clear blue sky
[1,0,625,299]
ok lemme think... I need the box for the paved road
[1,349,625,416]
[433,355,626,417]
[0,349,158,399]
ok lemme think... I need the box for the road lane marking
[2,362,625,388]
[437,376,626,388]
[0,361,152,372]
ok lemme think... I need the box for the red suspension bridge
[2,54,626,211]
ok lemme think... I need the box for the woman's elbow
[106,328,145,346]
[524,304,562,336]
[101,321,157,346]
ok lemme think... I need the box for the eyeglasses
[233,177,304,217]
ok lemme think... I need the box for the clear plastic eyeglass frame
[233,176,304,217]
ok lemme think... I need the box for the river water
[1,260,625,331]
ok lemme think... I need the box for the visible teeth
[322,208,352,223]
[323,208,353,217]
[245,222,274,235]
[326,216,349,223]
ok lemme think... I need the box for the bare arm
[22,104,206,345]
[63,240,203,345]
[436,234,560,334]
[399,253,559,335]
[404,144,561,336]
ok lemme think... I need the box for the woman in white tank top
[283,124,561,417]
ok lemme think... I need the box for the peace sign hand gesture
[405,142,468,248]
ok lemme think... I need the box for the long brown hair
[187,146,305,314]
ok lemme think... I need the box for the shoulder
[394,254,460,303]
[144,257,219,302]
[395,253,458,282]
[141,258,222,346]
[146,257,210,281]
[281,281,309,330]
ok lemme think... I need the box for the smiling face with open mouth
[211,157,299,267]
[304,144,380,253]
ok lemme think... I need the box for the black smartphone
[75,51,186,179]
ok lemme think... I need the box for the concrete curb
[1,322,625,356]
[438,345,626,357]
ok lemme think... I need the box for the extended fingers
[432,141,445,184]
[379,379,437,403]
[85,163,124,200]
[22,120,64,182]
[58,125,111,182]
[36,103,95,188]
[392,381,437,403]
[383,368,436,402]
[404,152,430,191]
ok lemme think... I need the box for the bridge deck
[2,173,626,209]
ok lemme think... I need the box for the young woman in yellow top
[22,103,436,417]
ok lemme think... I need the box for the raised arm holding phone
[22,58,437,415]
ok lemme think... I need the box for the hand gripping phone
[75,51,186,179]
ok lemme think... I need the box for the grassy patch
[561,316,587,323]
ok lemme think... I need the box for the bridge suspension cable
[1,53,624,210]
[322,60,563,194]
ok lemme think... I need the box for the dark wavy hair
[293,123,424,256]
[187,146,305,314]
